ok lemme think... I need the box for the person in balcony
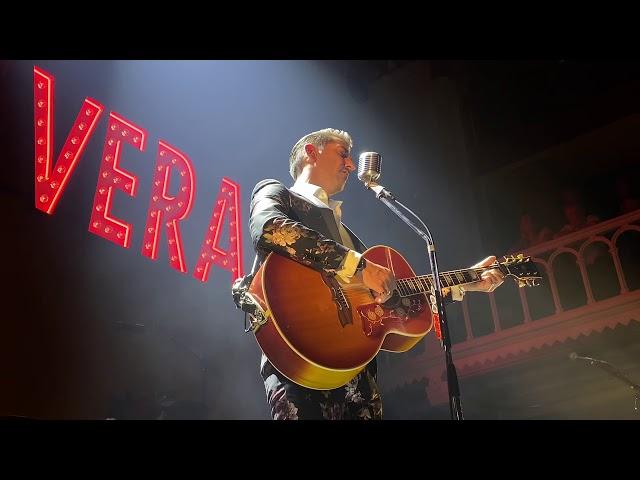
[509,212,553,253]
[554,188,600,239]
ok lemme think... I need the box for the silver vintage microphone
[357,152,394,200]
[357,151,382,185]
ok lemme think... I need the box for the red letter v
[34,66,104,214]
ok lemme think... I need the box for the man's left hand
[462,255,505,293]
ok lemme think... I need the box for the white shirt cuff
[335,250,362,283]
[450,285,465,302]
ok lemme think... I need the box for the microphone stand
[572,355,640,414]
[365,182,464,420]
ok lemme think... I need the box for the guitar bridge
[321,272,352,327]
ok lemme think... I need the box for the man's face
[308,141,355,195]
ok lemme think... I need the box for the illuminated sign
[33,66,244,282]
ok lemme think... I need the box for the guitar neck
[396,266,498,297]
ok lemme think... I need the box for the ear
[304,143,317,160]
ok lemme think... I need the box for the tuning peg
[518,280,526,288]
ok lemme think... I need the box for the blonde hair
[289,128,353,180]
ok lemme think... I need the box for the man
[249,128,504,420]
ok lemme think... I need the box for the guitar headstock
[499,254,542,288]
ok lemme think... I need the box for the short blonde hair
[289,128,353,180]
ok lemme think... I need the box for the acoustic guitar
[247,246,541,390]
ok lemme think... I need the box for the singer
[248,128,505,420]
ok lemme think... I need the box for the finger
[482,270,503,283]
[479,274,501,292]
[481,278,496,292]
[376,289,393,303]
[473,255,497,268]
[483,281,496,292]
[490,271,505,284]
[480,272,494,282]
[374,289,384,303]
[375,293,388,304]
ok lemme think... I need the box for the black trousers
[260,356,383,420]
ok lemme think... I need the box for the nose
[344,156,356,172]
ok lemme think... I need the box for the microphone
[569,352,608,364]
[357,151,382,184]
[357,152,395,200]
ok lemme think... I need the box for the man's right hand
[361,259,397,304]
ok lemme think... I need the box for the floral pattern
[262,358,382,420]
[260,219,347,272]
[250,180,351,274]
[263,223,301,247]
[289,195,313,214]
[271,386,299,420]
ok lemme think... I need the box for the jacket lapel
[288,190,342,243]
[341,223,367,253]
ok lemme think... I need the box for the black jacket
[249,179,367,271]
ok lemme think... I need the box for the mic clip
[367,182,396,201]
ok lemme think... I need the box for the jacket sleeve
[249,179,352,273]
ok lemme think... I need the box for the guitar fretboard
[396,268,488,297]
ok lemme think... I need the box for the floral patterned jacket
[249,179,367,272]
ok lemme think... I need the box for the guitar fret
[403,280,413,296]
[406,278,415,293]
[398,280,408,296]
[423,276,433,291]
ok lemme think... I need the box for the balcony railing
[381,209,640,405]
